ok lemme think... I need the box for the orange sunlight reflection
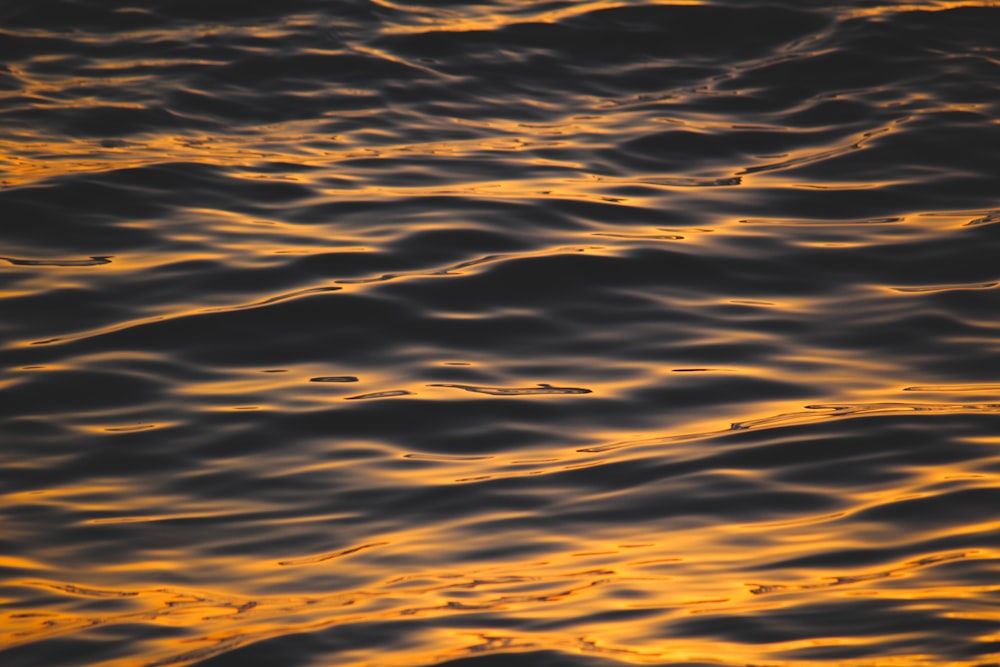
[4,384,1000,667]
[5,522,998,667]
[4,2,1000,665]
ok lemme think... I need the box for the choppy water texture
[3,1,1000,665]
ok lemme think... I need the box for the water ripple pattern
[2,2,1000,666]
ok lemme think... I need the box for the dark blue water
[3,2,1000,665]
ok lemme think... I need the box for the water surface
[2,1,1000,665]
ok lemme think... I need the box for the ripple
[0,256,112,267]
[904,384,1000,392]
[428,383,592,396]
[278,542,389,567]
[345,390,414,401]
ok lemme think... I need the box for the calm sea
[2,1,1000,665]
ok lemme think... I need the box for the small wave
[41,582,139,598]
[581,401,1000,453]
[731,402,1000,431]
[279,542,388,567]
[345,390,414,400]
[891,280,998,293]
[0,256,112,267]
[428,383,592,396]
[903,384,1000,392]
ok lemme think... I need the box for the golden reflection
[6,392,999,667]
[846,1,1000,18]
[374,0,704,35]
[0,95,700,191]
[6,540,998,666]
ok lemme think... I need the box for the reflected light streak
[374,0,704,35]
[847,1,1000,18]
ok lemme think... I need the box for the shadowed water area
[2,1,1000,665]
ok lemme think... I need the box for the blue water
[2,2,1000,665]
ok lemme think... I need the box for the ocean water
[2,1,1000,665]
